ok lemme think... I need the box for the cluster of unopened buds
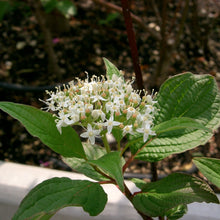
[42,73,157,145]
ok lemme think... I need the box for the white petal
[56,124,62,134]
[87,124,93,131]
[101,112,106,121]
[80,132,89,138]
[113,121,121,126]
[56,120,66,134]
[89,136,95,145]
[143,133,149,142]
[107,125,113,134]
[94,129,100,136]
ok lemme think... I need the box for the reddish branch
[123,180,153,220]
[120,0,144,90]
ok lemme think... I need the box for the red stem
[123,137,155,172]
[120,0,144,90]
[99,180,115,184]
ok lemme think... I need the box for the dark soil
[0,1,220,192]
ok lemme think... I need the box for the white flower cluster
[42,74,157,145]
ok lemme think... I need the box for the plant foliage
[13,178,107,220]
[0,59,219,220]
[129,73,220,162]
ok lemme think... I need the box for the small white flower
[137,113,152,124]
[112,74,120,82]
[40,99,57,111]
[92,109,106,121]
[91,81,101,92]
[96,122,103,130]
[45,92,58,102]
[81,82,93,94]
[129,92,141,103]
[80,124,100,145]
[104,79,113,89]
[69,113,80,124]
[125,84,133,94]
[109,87,117,97]
[105,101,113,113]
[123,125,134,136]
[114,80,122,88]
[85,103,93,112]
[113,94,125,108]
[56,112,74,134]
[74,101,84,109]
[91,94,106,103]
[146,94,157,104]
[118,99,126,110]
[110,104,120,115]
[126,107,136,119]
[68,104,77,113]
[77,94,89,102]
[77,107,85,116]
[145,105,155,114]
[103,115,121,134]
[62,97,71,108]
[56,119,67,134]
[113,94,124,103]
[136,123,156,142]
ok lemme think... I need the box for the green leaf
[56,0,77,18]
[132,173,219,217]
[103,58,121,79]
[0,102,85,158]
[155,73,220,126]
[153,117,211,134]
[165,204,187,220]
[130,73,220,162]
[193,157,220,188]
[89,151,125,191]
[62,143,108,181]
[12,177,107,220]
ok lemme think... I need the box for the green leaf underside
[133,129,211,162]
[82,142,107,160]
[0,102,85,158]
[25,213,54,220]
[153,117,211,134]
[132,173,219,217]
[103,57,121,79]
[89,151,125,191]
[130,73,220,162]
[13,177,107,220]
[165,204,187,220]
[193,157,220,188]
[63,143,108,181]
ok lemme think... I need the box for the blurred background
[0,0,220,188]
